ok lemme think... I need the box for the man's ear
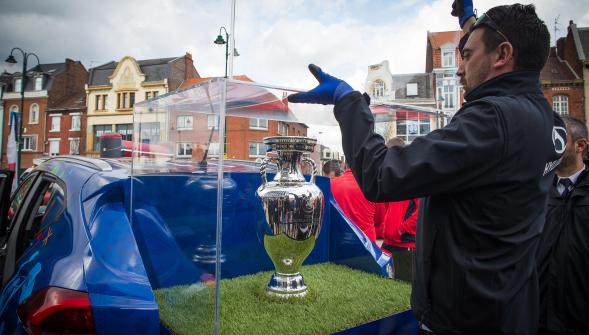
[575,138,588,154]
[493,42,514,69]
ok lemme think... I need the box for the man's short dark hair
[386,137,405,148]
[477,4,550,71]
[322,159,342,176]
[562,116,588,141]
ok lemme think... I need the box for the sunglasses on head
[472,13,511,44]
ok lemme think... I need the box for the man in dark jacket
[288,4,563,334]
[537,117,589,334]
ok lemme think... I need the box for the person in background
[537,116,589,334]
[380,138,419,254]
[288,2,562,333]
[322,159,343,178]
[331,165,377,242]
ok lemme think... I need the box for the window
[177,115,193,130]
[373,80,385,98]
[443,84,455,109]
[69,138,80,155]
[139,122,160,145]
[249,142,267,157]
[50,115,60,132]
[396,116,431,143]
[442,50,455,67]
[406,83,418,96]
[207,142,220,157]
[14,78,22,93]
[34,77,43,91]
[249,118,268,130]
[93,124,112,151]
[13,178,66,260]
[29,104,39,124]
[70,114,81,131]
[49,139,60,156]
[145,91,159,100]
[207,114,219,130]
[553,95,569,116]
[117,92,135,109]
[278,122,289,136]
[177,142,193,157]
[116,124,133,141]
[6,175,36,230]
[21,135,37,151]
[96,95,108,111]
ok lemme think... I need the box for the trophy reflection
[256,136,324,298]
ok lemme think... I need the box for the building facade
[426,30,465,117]
[540,47,584,121]
[176,76,308,162]
[1,59,88,169]
[364,60,438,143]
[85,53,199,155]
[553,20,589,126]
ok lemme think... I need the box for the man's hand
[451,0,475,29]
[287,64,353,105]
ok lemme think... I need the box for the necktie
[559,178,573,198]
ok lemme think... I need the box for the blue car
[0,156,414,335]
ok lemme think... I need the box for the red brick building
[1,59,88,169]
[426,30,465,117]
[176,76,307,161]
[551,20,589,125]
[540,47,584,121]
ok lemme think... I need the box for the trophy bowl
[256,136,324,298]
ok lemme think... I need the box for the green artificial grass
[155,263,411,335]
[263,234,316,274]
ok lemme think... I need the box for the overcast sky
[1,0,588,150]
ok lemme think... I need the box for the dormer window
[442,49,455,68]
[14,78,22,93]
[34,77,43,91]
[373,80,385,98]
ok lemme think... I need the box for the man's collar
[464,71,541,102]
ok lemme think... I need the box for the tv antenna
[554,15,561,46]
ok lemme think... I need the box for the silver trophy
[256,136,324,298]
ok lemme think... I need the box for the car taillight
[17,286,95,335]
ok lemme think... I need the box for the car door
[0,171,36,285]
[0,172,67,334]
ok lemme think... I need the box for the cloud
[1,0,588,152]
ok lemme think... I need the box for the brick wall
[45,110,87,156]
[542,84,585,122]
[48,59,88,108]
[1,97,48,169]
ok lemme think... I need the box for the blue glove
[451,0,475,29]
[287,64,354,105]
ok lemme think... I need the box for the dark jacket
[334,71,565,335]
[537,165,589,334]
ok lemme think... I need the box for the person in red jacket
[331,168,377,242]
[379,137,419,253]
[381,198,419,253]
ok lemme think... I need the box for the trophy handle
[260,156,276,188]
[301,157,317,184]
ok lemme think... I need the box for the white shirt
[556,164,586,195]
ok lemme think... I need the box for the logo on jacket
[544,126,567,176]
[553,126,567,155]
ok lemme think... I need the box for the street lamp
[5,47,40,182]
[213,26,239,78]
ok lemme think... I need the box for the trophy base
[266,272,308,298]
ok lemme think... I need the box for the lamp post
[5,48,40,182]
[213,28,239,157]
[214,27,240,78]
